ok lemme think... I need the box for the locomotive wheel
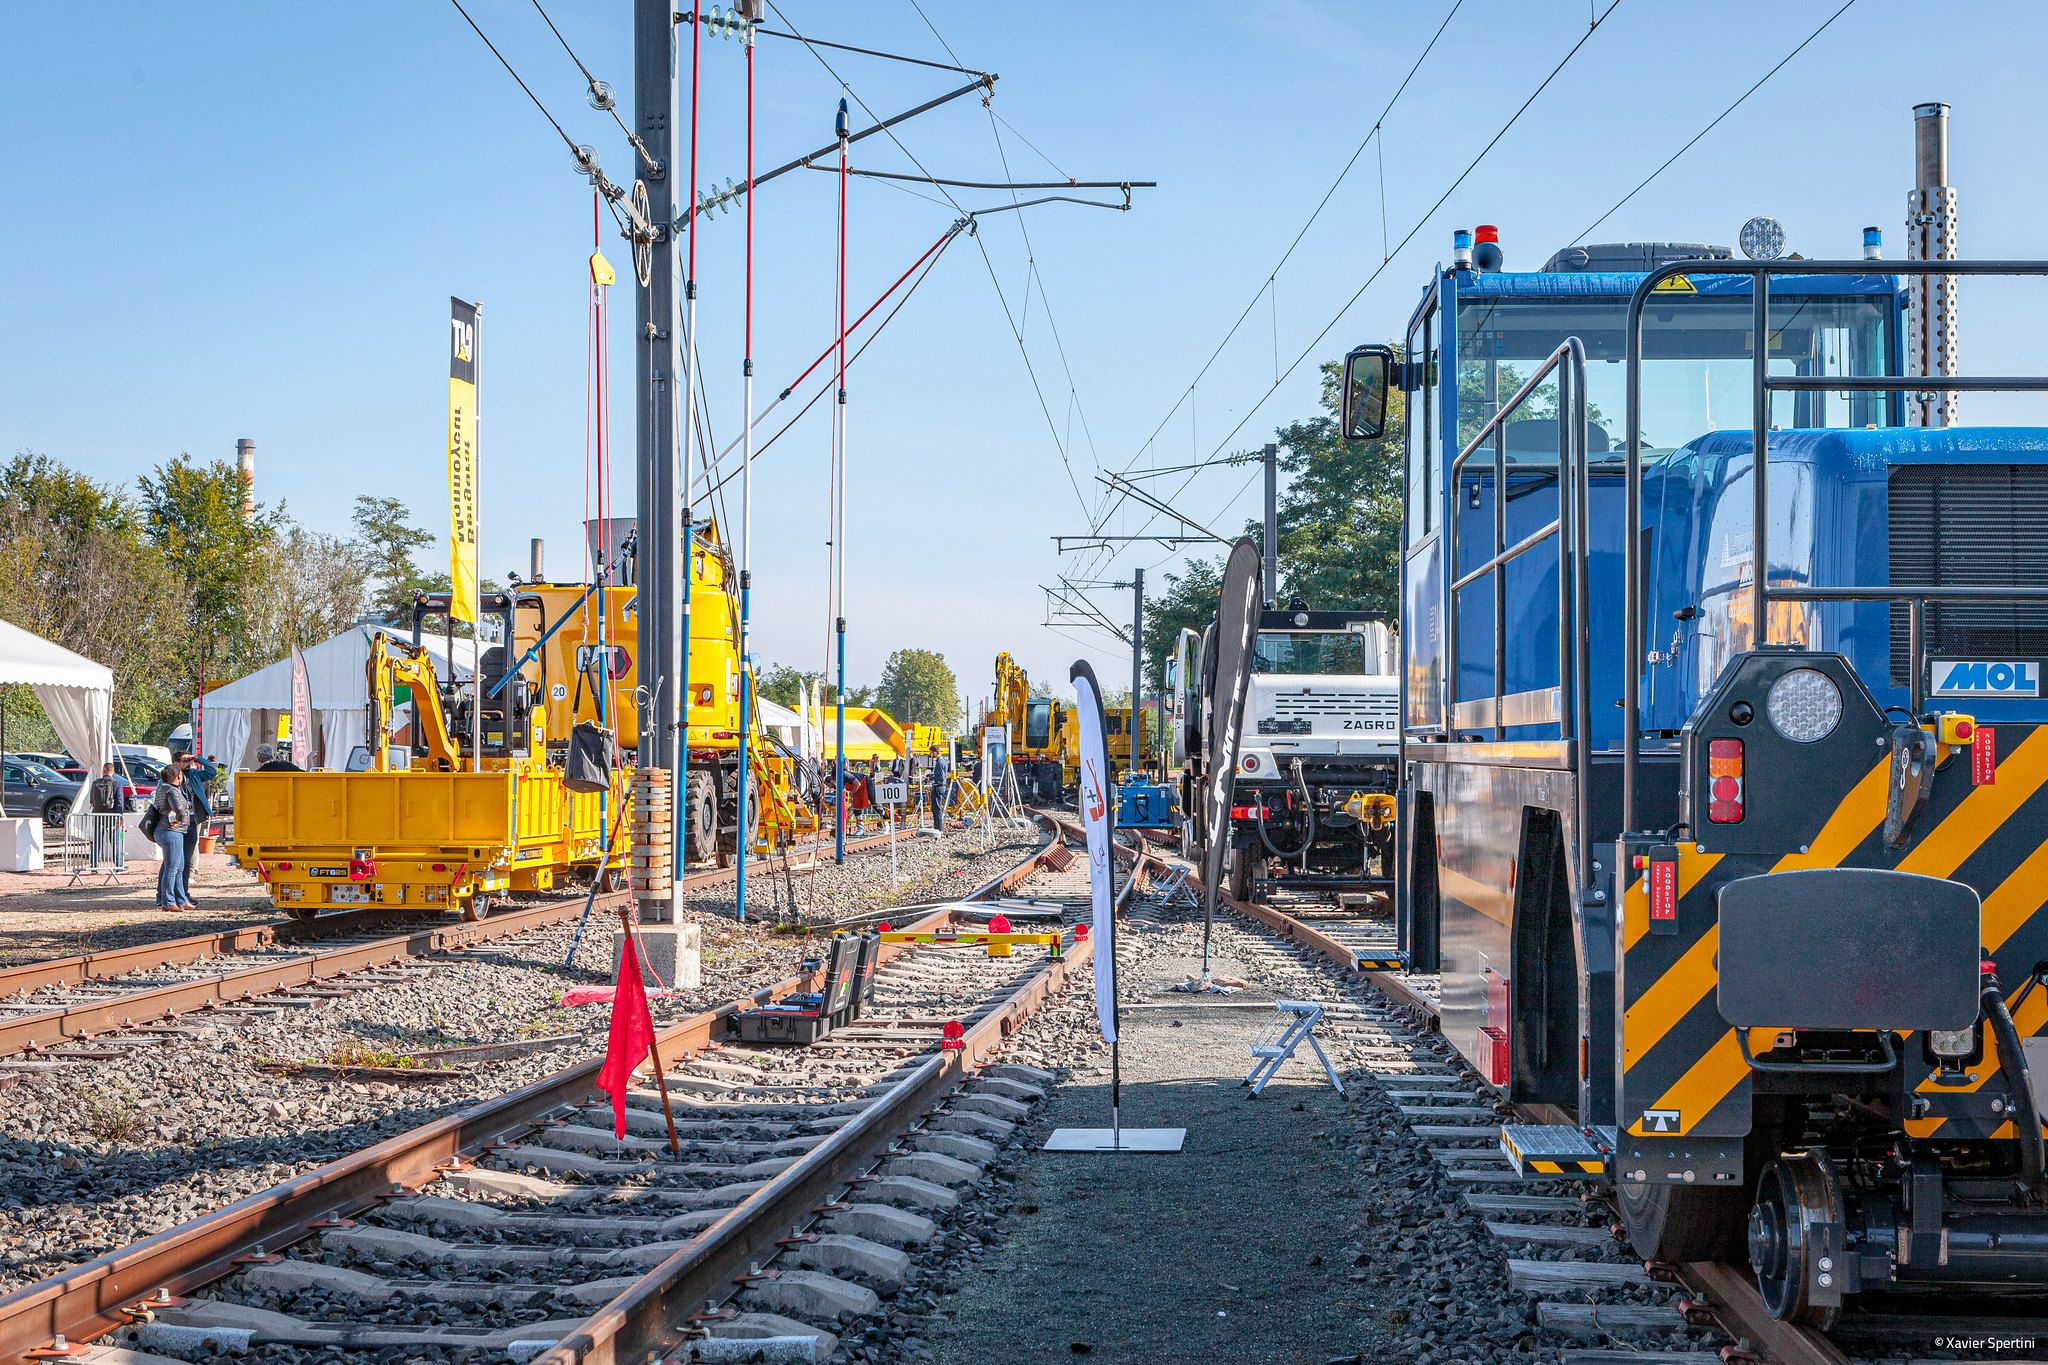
[458,894,484,923]
[1747,1152,1844,1330]
[1616,1179,1747,1264]
[684,770,718,863]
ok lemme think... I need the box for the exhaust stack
[235,439,255,521]
[1906,102,1958,427]
[529,538,545,583]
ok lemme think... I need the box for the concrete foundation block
[861,1174,960,1210]
[784,1233,912,1293]
[948,1092,1031,1121]
[881,1151,983,1187]
[741,1268,878,1322]
[967,1076,1046,1102]
[911,1132,998,1164]
[0,819,43,872]
[981,1063,1057,1084]
[616,922,701,988]
[924,1110,1015,1139]
[706,1313,838,1363]
[825,1201,937,1246]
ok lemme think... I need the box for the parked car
[10,750,74,774]
[3,759,82,826]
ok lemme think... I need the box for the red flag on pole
[596,933,658,1139]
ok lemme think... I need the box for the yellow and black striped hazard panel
[1618,722,2048,1141]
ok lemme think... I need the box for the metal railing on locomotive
[1441,336,1597,889]
[1619,259,2048,832]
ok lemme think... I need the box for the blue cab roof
[1453,269,1902,298]
[1670,424,2048,468]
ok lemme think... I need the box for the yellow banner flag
[447,296,480,624]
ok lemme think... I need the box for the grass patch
[323,1045,425,1070]
[82,1085,141,1142]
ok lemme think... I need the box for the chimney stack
[1906,103,1958,427]
[235,439,256,521]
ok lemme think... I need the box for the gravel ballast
[0,825,1042,1297]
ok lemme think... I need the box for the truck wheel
[1615,1181,1745,1263]
[1227,848,1253,902]
[741,771,761,851]
[684,770,718,863]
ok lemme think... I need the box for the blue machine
[1116,777,1179,829]
[1341,228,2048,1317]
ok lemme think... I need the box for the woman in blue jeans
[149,762,194,909]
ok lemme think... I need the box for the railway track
[1164,849,2039,1365]
[0,817,1087,1365]
[0,832,910,1064]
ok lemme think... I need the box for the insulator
[573,145,601,182]
[586,79,615,112]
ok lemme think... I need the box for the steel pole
[735,31,756,924]
[1262,442,1279,606]
[833,101,848,865]
[1132,567,1144,780]
[634,0,681,921]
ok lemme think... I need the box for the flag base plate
[1042,1127,1185,1152]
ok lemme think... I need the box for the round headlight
[1766,668,1842,743]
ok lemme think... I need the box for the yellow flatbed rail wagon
[233,595,628,920]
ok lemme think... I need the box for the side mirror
[1340,344,1394,441]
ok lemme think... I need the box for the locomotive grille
[1272,692,1399,719]
[1889,463,2048,685]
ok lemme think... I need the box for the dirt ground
[0,851,273,964]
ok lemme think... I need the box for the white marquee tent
[0,619,114,771]
[198,627,475,771]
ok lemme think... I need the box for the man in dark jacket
[175,752,218,903]
[928,750,949,832]
[88,763,124,815]
[255,743,303,773]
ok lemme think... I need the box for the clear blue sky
[7,1,2047,713]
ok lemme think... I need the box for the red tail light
[941,1020,965,1051]
[1707,738,1744,823]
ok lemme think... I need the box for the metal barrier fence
[60,812,128,887]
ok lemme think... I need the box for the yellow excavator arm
[367,634,461,771]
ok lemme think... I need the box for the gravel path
[0,825,1043,1297]
[913,890,1727,1365]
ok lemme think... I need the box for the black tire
[1615,1181,1746,1263]
[42,797,70,828]
[1227,847,1253,902]
[740,770,760,851]
[684,770,718,864]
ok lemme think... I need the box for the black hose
[1983,973,2047,1200]
[1254,759,1316,859]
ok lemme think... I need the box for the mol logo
[1931,660,2041,699]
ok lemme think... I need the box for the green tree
[757,663,823,709]
[1141,556,1222,693]
[351,496,437,623]
[877,649,960,727]
[0,453,193,742]
[137,453,288,694]
[1257,360,1403,621]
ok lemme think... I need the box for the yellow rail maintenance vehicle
[987,652,1071,803]
[232,590,628,920]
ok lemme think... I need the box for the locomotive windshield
[1253,631,1370,675]
[1456,289,1892,457]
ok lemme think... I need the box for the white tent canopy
[198,626,475,771]
[0,619,115,773]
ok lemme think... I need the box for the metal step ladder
[1499,1123,1615,1176]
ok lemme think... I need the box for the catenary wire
[529,0,659,172]
[762,0,1098,526]
[1121,0,1464,476]
[1568,0,1858,246]
[1100,0,1627,573]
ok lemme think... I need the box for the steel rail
[0,830,907,1058]
[0,827,1058,1365]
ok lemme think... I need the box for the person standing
[149,762,194,909]
[928,749,949,832]
[176,752,217,904]
[88,762,125,872]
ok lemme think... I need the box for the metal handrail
[1443,337,1589,754]
[1622,258,2048,831]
